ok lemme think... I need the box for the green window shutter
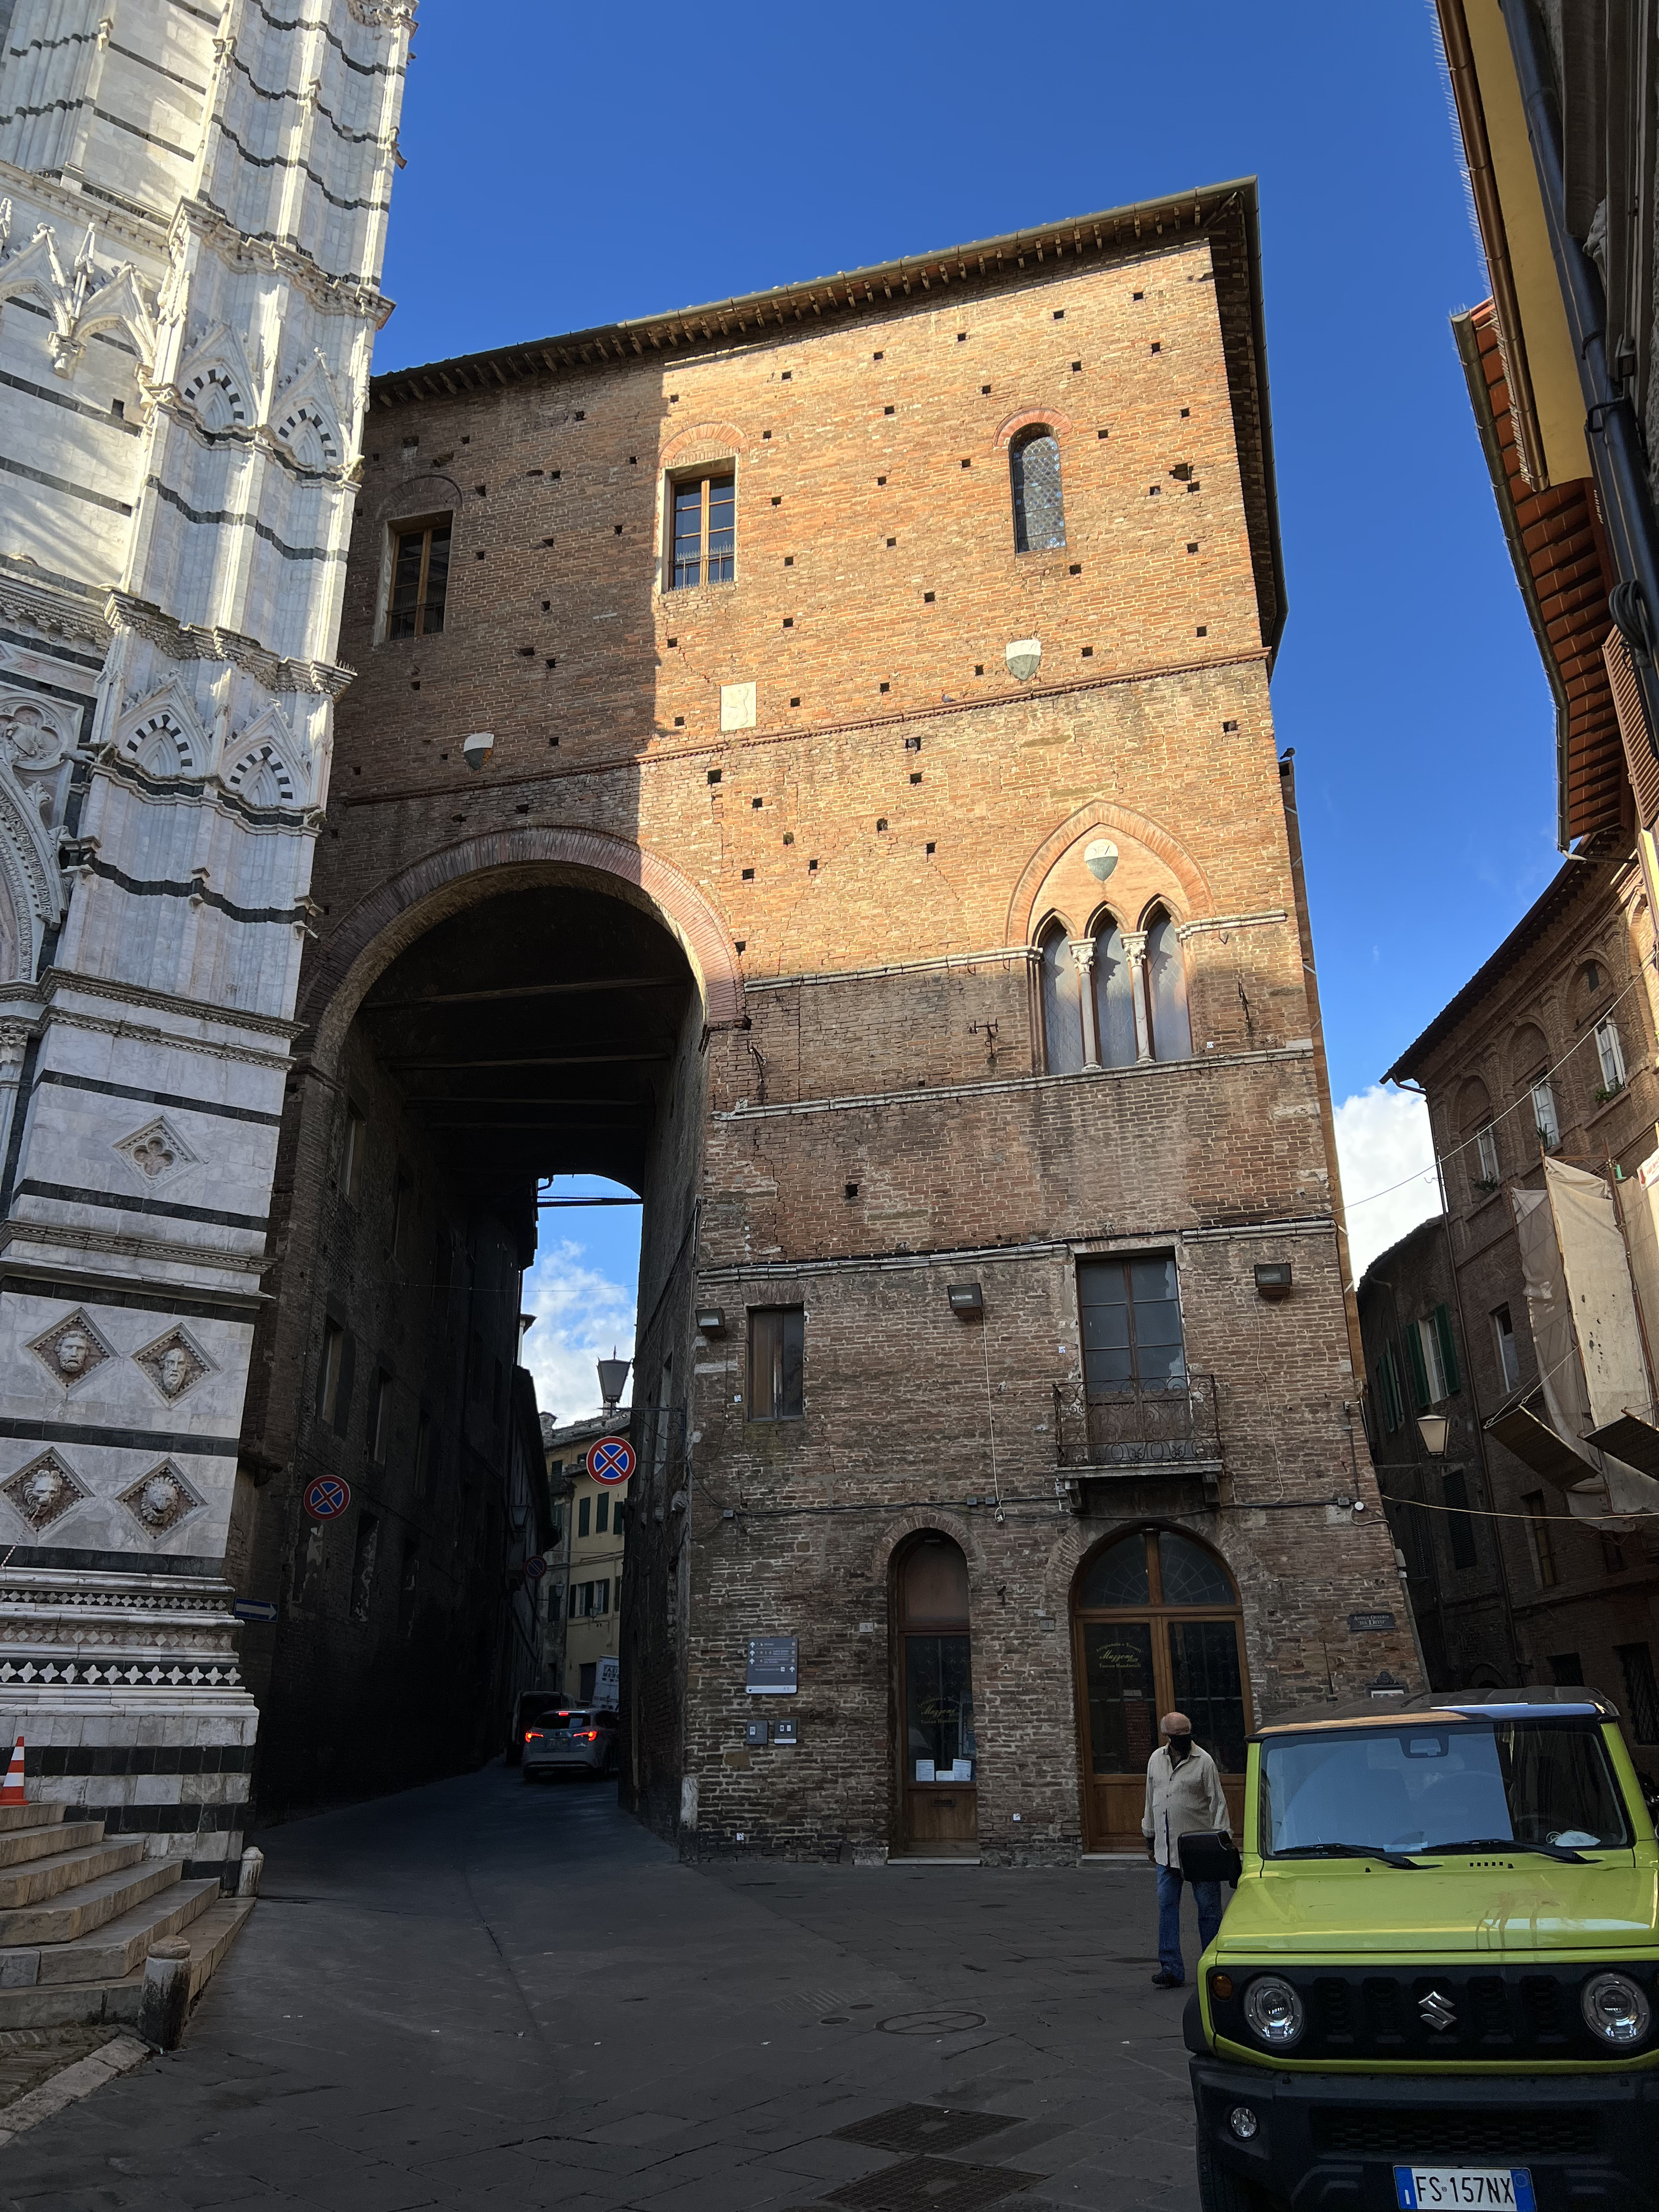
[1434,1303,1461,1394]
[1404,1325,1431,1411]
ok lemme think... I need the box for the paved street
[1,1766,1207,2212]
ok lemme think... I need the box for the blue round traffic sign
[587,1436,634,1485]
[525,1554,547,1582]
[303,1475,351,1521]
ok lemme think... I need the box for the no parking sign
[302,1475,351,1522]
[586,1437,634,1485]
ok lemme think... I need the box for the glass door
[894,1535,978,1856]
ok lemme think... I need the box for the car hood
[1213,1854,1659,1956]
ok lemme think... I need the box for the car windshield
[1259,1719,1632,1856]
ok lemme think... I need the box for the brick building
[1381,855,1659,1775]
[231,179,1417,1860]
[542,1411,627,1704]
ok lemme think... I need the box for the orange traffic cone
[0,1737,25,1806]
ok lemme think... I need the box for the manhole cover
[835,2107,1019,2157]
[826,2157,1037,2212]
[877,2010,987,2037]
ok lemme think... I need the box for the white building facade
[0,0,411,1873]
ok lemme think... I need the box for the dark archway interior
[354,882,696,1233]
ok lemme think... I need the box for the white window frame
[1595,1017,1627,1093]
[1532,1076,1561,1152]
[1475,1123,1500,1183]
[1417,1317,1449,1404]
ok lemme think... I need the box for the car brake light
[525,1731,542,1741]
[576,1729,598,1742]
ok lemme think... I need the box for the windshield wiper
[1270,1843,1427,1870]
[1419,1837,1593,1864]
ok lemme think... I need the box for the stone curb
[0,2034,148,2145]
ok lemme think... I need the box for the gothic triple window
[1039,909,1191,1072]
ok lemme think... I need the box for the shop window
[1010,426,1065,551]
[670,470,734,588]
[1077,1255,1185,1396]
[387,517,451,639]
[748,1306,804,1420]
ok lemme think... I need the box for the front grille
[1211,1965,1654,2063]
[1311,2106,1599,2161]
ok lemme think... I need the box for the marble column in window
[1121,931,1152,1061]
[1068,939,1101,1069]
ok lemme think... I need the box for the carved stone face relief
[25,1307,114,1390]
[3,1451,90,1531]
[113,1115,200,1191]
[118,1461,203,1538]
[133,1324,213,1405]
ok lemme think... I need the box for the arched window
[1011,427,1065,552]
[1092,917,1139,1068]
[1144,911,1192,1059]
[1040,921,1084,1074]
[1070,1526,1250,1849]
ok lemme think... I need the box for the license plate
[1394,2170,1535,2211]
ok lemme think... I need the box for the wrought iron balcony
[1052,1374,1223,1479]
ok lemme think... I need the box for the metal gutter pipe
[1503,0,1659,763]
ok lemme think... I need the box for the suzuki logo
[1418,1989,1457,2032]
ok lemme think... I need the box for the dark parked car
[508,1692,570,1767]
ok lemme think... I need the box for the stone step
[0,1806,66,1835]
[38,1876,217,1987]
[0,1850,171,1947]
[0,1819,103,1872]
[0,1837,144,1917]
[0,1891,254,2029]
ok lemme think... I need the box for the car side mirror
[1177,1829,1241,1887]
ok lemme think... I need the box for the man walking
[1142,1709,1229,1989]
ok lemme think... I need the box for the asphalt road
[1,1765,1210,2212]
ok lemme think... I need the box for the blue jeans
[1156,1861,1222,1982]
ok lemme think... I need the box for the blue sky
[395,2,1549,1386]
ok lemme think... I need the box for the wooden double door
[1072,1527,1251,1851]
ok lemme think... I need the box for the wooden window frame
[385,513,452,641]
[665,466,736,591]
[748,1305,805,1421]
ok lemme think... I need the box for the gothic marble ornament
[132,1324,213,1405]
[0,695,71,771]
[117,1461,204,1538]
[112,1115,200,1190]
[25,1307,114,1390]
[2,1451,90,1531]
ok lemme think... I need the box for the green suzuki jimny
[1182,1687,1659,2212]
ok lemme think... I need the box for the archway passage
[1071,1527,1251,1851]
[356,881,695,1217]
[893,1532,978,1858]
[240,874,701,1820]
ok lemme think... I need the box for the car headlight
[1242,1975,1305,2049]
[1582,1971,1652,2047]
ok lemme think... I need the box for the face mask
[1167,1735,1192,1762]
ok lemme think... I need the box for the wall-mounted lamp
[1254,1262,1293,1301]
[947,1283,984,1318]
[1417,1413,1451,1457]
[596,1357,630,1413]
[696,1307,726,1337]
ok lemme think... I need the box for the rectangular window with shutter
[1532,1076,1561,1151]
[1375,1347,1404,1434]
[1404,1324,1431,1412]
[748,1306,805,1420]
[1493,1305,1520,1394]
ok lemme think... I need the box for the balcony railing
[1052,1374,1223,1475]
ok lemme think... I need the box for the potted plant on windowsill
[1593,1078,1625,1105]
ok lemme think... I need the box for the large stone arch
[297,823,743,1072]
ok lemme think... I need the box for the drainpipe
[1503,0,1659,761]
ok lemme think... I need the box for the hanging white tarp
[1505,1179,1659,1520]
[1544,1156,1654,1428]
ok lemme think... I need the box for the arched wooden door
[1071,1527,1251,1851]
[893,1533,978,1857]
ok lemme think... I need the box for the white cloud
[1333,1085,1442,1281]
[519,1237,635,1427]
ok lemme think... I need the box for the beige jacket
[1142,1743,1229,1867]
